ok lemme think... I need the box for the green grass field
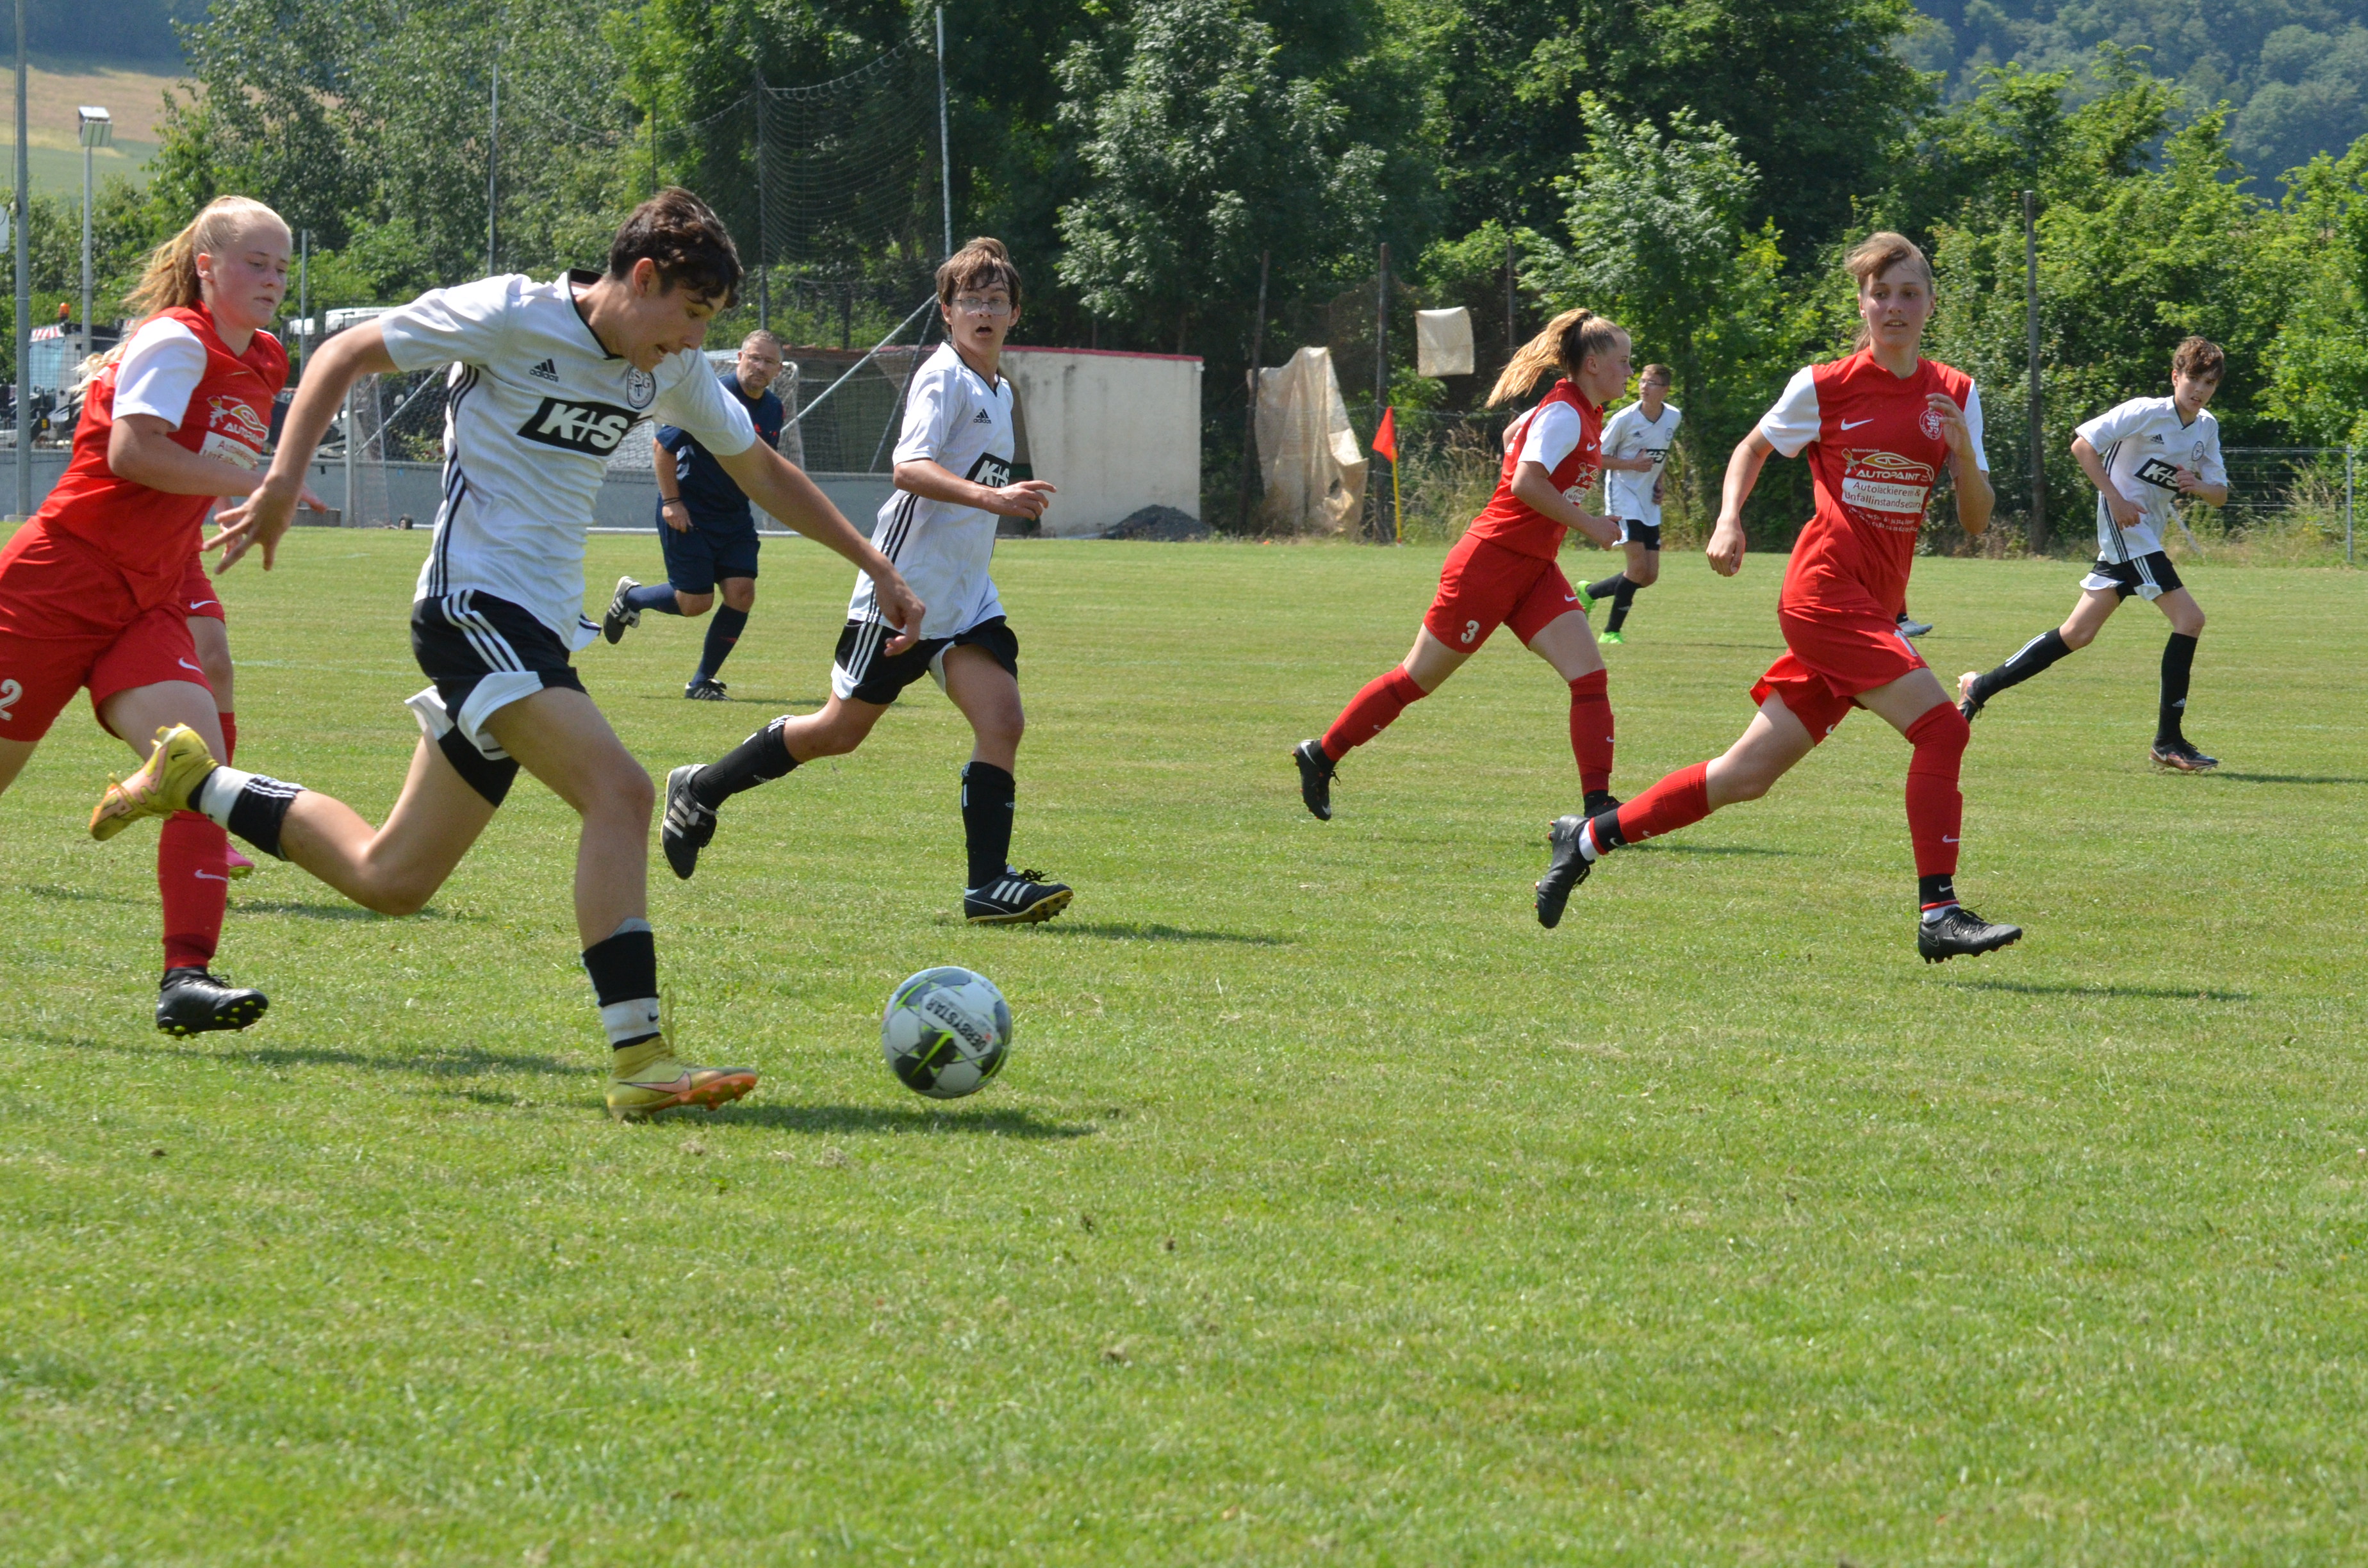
[3,530,2364,1565]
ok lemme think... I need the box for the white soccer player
[1574,363,1679,643]
[1957,336,2229,771]
[659,236,1071,926]
[88,189,925,1120]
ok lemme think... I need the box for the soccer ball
[880,967,1013,1099]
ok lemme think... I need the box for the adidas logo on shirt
[529,359,560,382]
[973,408,993,424]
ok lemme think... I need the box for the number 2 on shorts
[0,678,19,722]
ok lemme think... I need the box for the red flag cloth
[1372,405,1398,463]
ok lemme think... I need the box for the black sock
[625,582,686,616]
[1604,574,1642,633]
[2158,632,2198,745]
[582,919,661,1050]
[695,605,748,682]
[689,717,796,809]
[1586,572,1628,603]
[1919,873,1957,911]
[1972,627,2073,704]
[961,762,1017,890]
[191,765,304,859]
[1586,807,1625,855]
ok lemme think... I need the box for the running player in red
[1293,308,1631,821]
[180,551,258,880]
[1533,233,2025,963]
[0,196,321,1031]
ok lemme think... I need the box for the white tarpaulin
[1417,306,1474,377]
[1255,346,1366,532]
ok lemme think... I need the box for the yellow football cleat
[605,1038,757,1122]
[90,724,218,842]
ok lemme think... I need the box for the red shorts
[179,553,225,621]
[1751,601,1928,742]
[1422,534,1580,653]
[0,524,208,744]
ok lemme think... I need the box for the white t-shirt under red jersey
[1757,352,1986,617]
[1464,380,1603,559]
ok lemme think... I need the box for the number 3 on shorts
[0,678,19,722]
[1461,620,1479,646]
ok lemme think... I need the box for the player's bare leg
[659,692,892,880]
[944,645,1067,924]
[0,737,38,794]
[1959,586,2117,719]
[1295,627,1472,820]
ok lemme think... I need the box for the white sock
[1920,902,1957,925]
[1578,820,1602,863]
[191,765,256,828]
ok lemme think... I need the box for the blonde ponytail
[124,195,289,318]
[1487,307,1629,407]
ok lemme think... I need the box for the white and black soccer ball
[880,967,1013,1100]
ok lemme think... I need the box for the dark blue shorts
[657,506,761,594]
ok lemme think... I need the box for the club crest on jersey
[1839,449,1936,531]
[518,396,636,455]
[625,368,656,410]
[1918,406,1946,440]
[965,451,1014,489]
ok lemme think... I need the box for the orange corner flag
[1373,405,1398,464]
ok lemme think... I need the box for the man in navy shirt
[602,329,787,698]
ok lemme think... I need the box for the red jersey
[1756,351,1981,617]
[1463,380,1603,560]
[35,305,286,614]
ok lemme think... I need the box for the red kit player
[1533,233,2025,963]
[1294,308,1631,822]
[0,196,323,1033]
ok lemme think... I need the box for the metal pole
[80,142,92,361]
[343,381,356,525]
[752,69,769,332]
[1238,249,1267,532]
[1374,241,1390,542]
[1504,231,1516,355]
[2024,189,2044,551]
[935,6,953,257]
[486,63,499,274]
[297,230,309,378]
[14,0,30,521]
[2347,445,2355,566]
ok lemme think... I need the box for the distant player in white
[1957,336,2229,771]
[96,190,924,1122]
[1575,363,1678,642]
[662,237,1074,926]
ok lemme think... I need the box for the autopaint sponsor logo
[518,397,637,455]
[1838,450,1935,529]
[208,396,272,448]
[921,993,991,1050]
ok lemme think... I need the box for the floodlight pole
[935,6,953,257]
[486,62,500,275]
[297,229,309,378]
[13,0,29,521]
[2025,189,2045,552]
[1504,231,1516,355]
[1238,249,1267,532]
[752,66,769,332]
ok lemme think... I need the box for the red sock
[218,710,237,764]
[160,811,230,972]
[1615,760,1711,844]
[1320,667,1426,761]
[1567,669,1614,795]
[1903,702,1968,878]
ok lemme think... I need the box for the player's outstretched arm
[892,457,1056,519]
[209,323,400,571]
[111,414,290,500]
[1509,461,1620,548]
[716,443,928,651]
[1707,430,1774,577]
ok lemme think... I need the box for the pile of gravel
[1101,505,1210,541]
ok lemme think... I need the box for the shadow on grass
[629,694,829,709]
[1042,920,1289,946]
[716,1102,1094,1139]
[1945,978,2252,1002]
[1631,843,1795,858]
[20,883,146,908]
[2207,772,2368,787]
[230,899,473,922]
[139,1039,582,1077]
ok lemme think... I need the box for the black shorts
[2081,551,2183,602]
[832,616,1019,706]
[1618,519,1661,550]
[409,590,586,806]
[657,507,761,595]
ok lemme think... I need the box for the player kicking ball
[89,190,923,1119]
[1957,336,2228,771]
[1573,363,1679,644]
[602,327,787,700]
[1534,232,2023,963]
[660,236,1070,927]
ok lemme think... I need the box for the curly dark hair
[935,236,1022,315]
[608,188,743,307]
[2172,336,2225,382]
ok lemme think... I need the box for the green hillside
[1910,1,2368,181]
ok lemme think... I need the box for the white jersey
[1600,400,1681,525]
[379,270,757,646]
[846,341,1014,639]
[2075,395,2223,560]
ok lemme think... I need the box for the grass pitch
[3,530,2364,1565]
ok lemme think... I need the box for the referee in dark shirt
[601,329,788,698]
